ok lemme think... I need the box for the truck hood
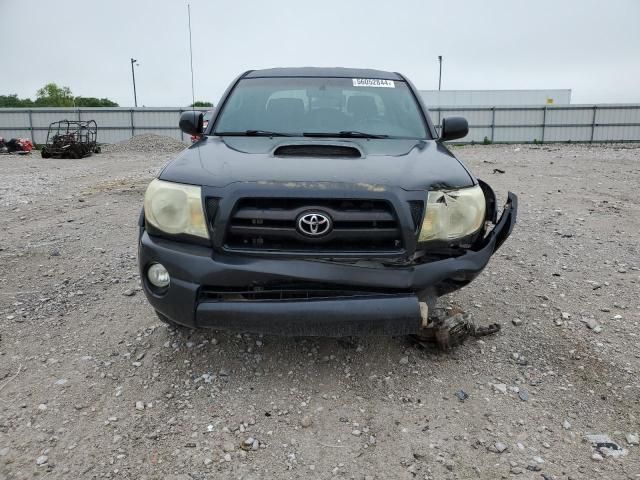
[159,136,475,191]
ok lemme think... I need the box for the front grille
[224,197,403,253]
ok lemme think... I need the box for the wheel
[72,145,85,158]
[155,310,192,330]
[41,147,51,159]
[94,145,101,154]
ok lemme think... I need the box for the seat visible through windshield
[214,76,429,139]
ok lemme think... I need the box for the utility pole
[438,55,443,91]
[187,4,195,109]
[130,58,138,107]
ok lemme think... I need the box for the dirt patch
[84,177,149,195]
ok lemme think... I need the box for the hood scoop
[273,143,362,158]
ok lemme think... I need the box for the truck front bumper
[138,193,517,336]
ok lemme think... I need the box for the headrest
[266,98,305,117]
[347,96,378,117]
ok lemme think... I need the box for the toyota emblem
[297,211,332,237]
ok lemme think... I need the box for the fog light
[147,263,170,288]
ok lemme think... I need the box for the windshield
[214,77,429,139]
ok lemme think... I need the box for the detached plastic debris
[584,434,627,459]
[409,309,501,351]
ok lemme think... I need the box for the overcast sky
[1,0,639,106]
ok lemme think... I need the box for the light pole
[438,55,443,91]
[130,58,139,107]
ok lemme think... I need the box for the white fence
[1,105,639,145]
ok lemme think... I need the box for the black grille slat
[201,289,389,301]
[206,197,220,225]
[232,206,395,223]
[233,198,388,210]
[408,200,424,231]
[223,197,403,253]
[228,225,399,240]
[199,283,408,301]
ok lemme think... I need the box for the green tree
[0,94,33,107]
[74,97,119,107]
[1,85,119,108]
[34,83,75,107]
[190,101,214,107]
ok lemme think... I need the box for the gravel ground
[101,134,187,154]
[0,140,639,480]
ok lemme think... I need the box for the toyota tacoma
[138,67,517,337]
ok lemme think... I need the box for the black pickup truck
[138,67,517,337]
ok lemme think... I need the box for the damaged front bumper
[138,193,517,336]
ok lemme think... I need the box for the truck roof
[244,67,403,80]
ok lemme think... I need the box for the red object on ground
[0,137,34,154]
[16,138,34,152]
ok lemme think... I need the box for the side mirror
[439,116,468,142]
[179,111,204,135]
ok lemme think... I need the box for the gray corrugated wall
[429,105,640,143]
[420,89,572,107]
[0,107,208,145]
[1,105,639,144]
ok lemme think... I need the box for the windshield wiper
[216,130,388,138]
[303,131,388,139]
[215,130,295,137]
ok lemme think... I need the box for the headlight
[144,179,209,239]
[418,185,486,242]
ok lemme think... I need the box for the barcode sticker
[352,78,395,88]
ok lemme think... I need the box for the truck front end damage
[138,179,517,337]
[138,68,519,337]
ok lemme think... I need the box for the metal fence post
[77,109,81,121]
[130,109,135,138]
[28,109,34,144]
[491,107,496,142]
[590,105,597,143]
[541,106,547,144]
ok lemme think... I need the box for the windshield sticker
[352,78,395,88]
